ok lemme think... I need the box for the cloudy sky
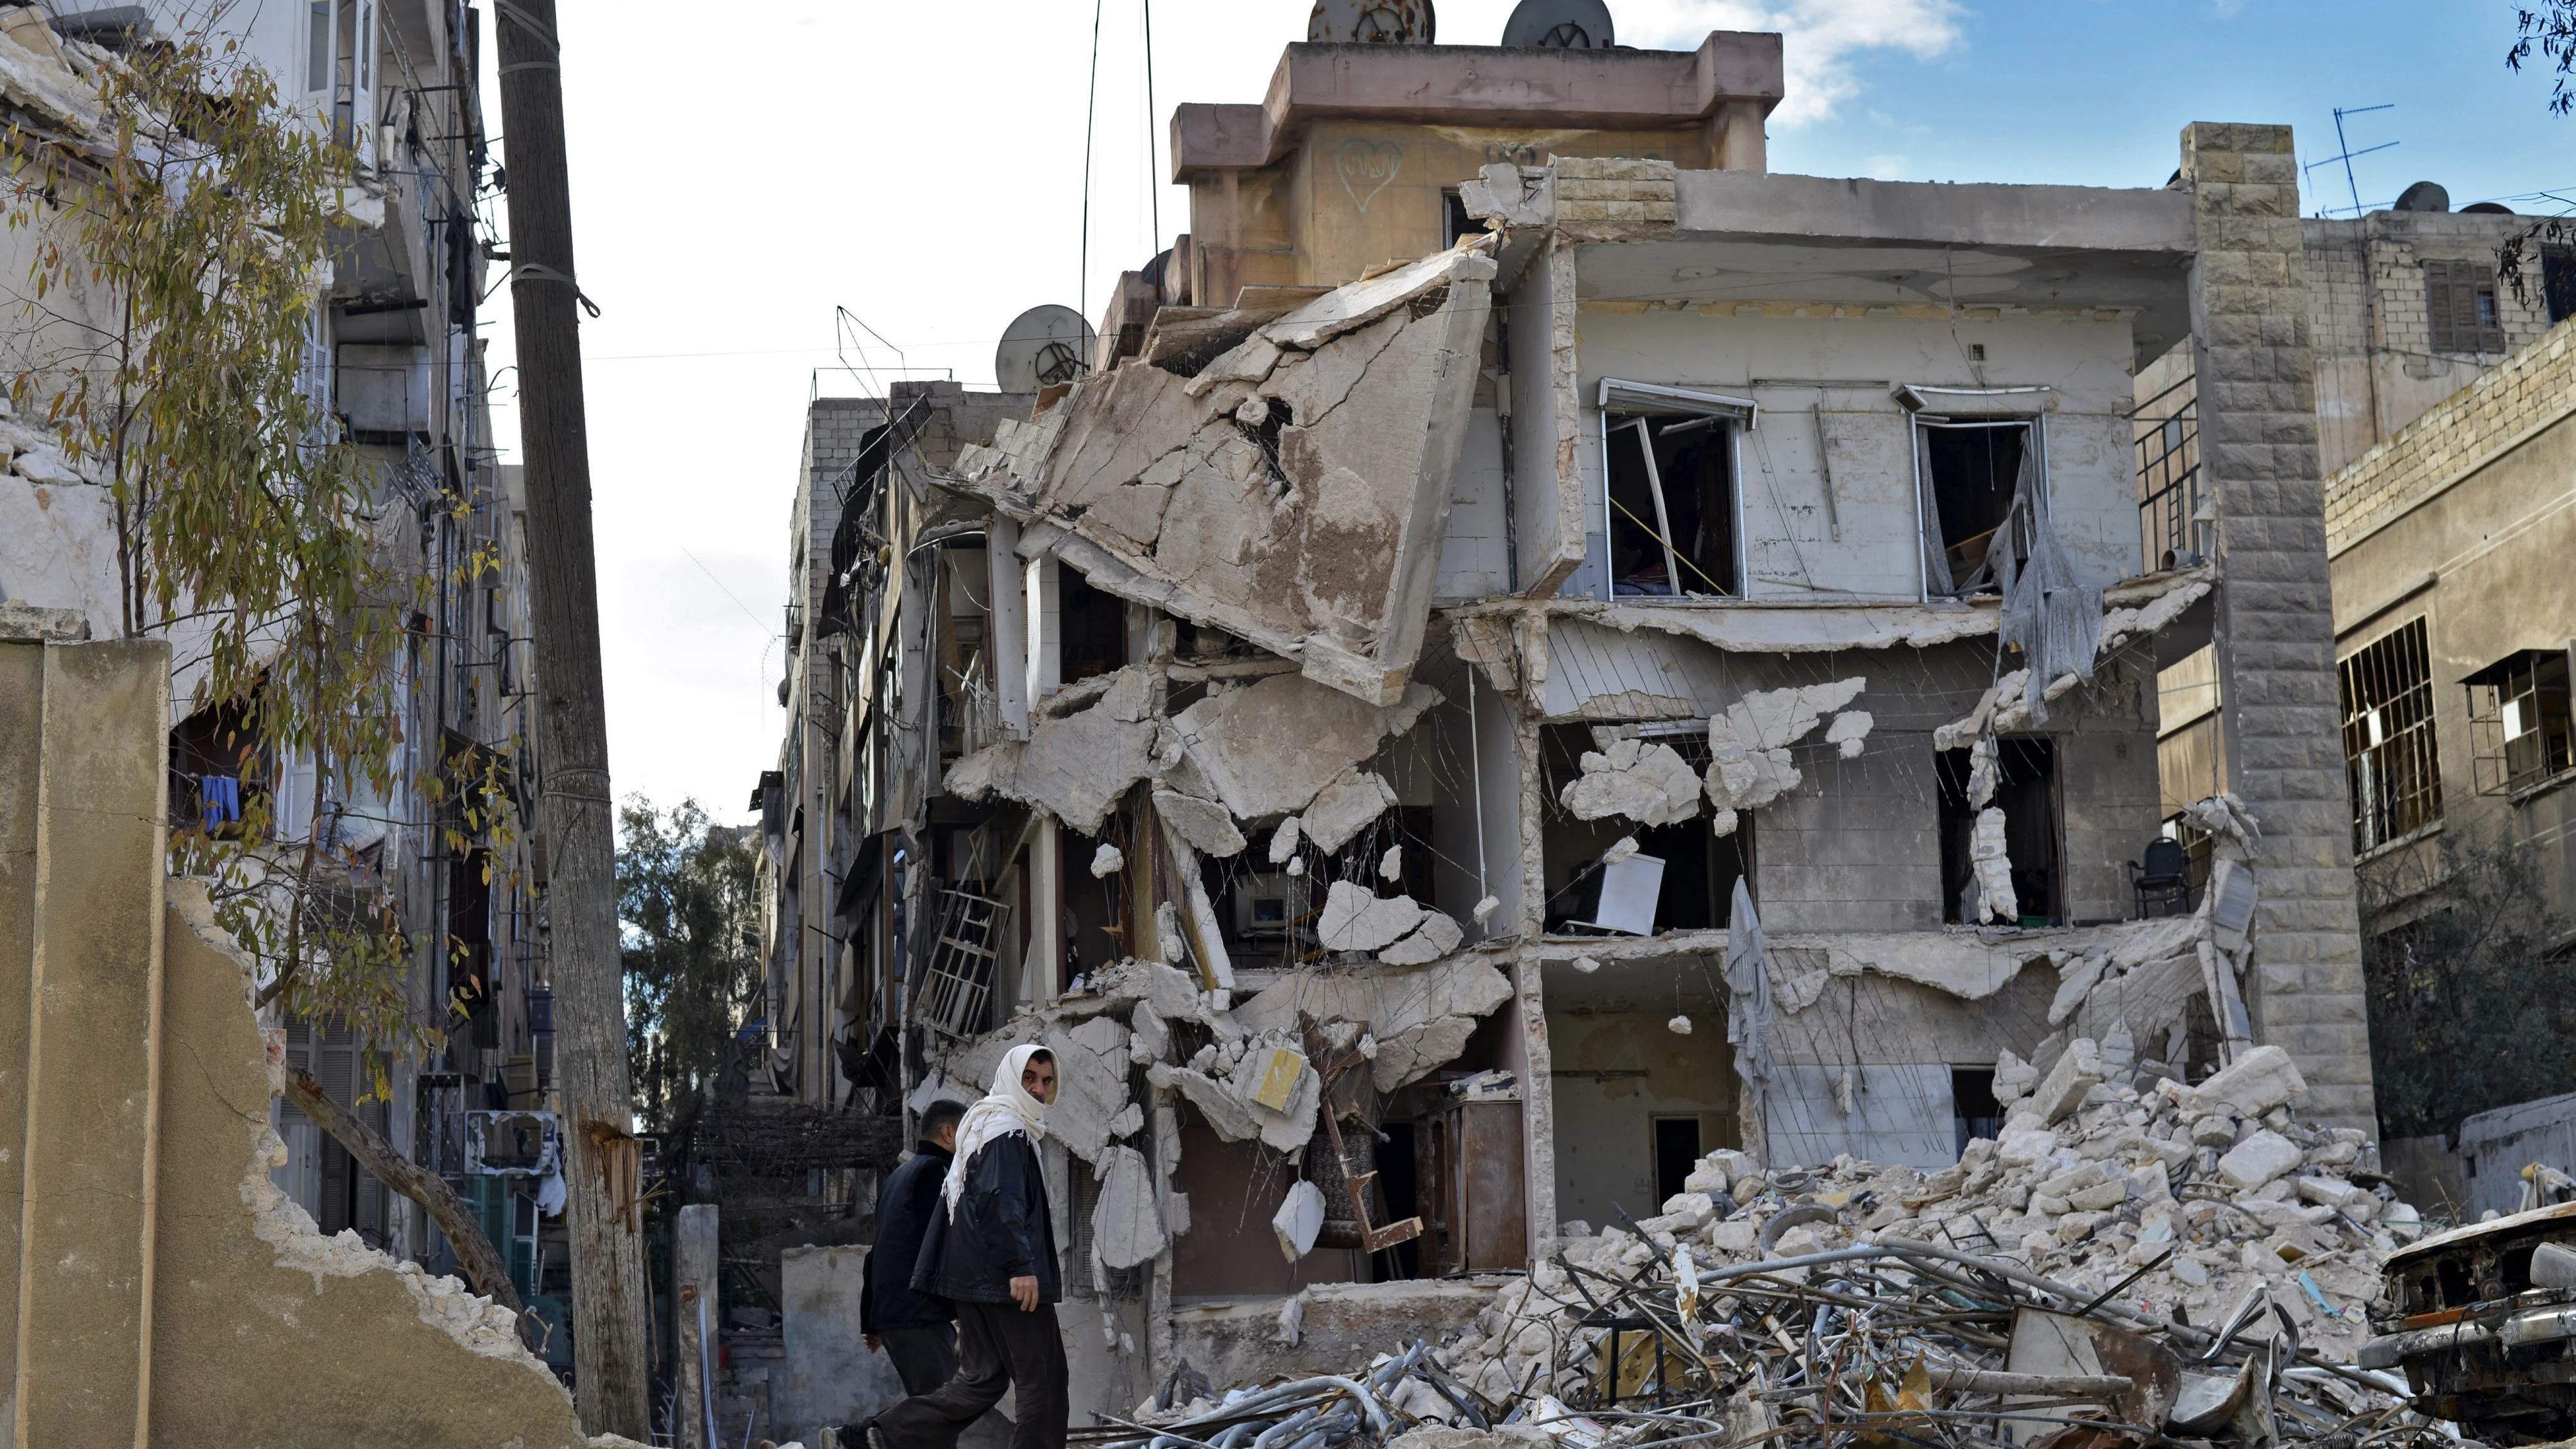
[487,0,2574,824]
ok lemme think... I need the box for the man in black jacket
[861,1099,967,1408]
[870,1044,1066,1449]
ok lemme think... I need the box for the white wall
[1568,307,2145,599]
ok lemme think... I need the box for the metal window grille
[2466,649,2576,796]
[915,888,1007,1040]
[2426,259,2508,354]
[2132,375,2202,568]
[2340,619,2444,852]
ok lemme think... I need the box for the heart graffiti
[1336,138,1404,214]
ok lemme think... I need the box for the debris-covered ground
[1098,1043,2445,1449]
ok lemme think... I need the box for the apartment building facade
[757,18,2377,1414]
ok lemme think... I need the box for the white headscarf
[941,1042,1051,1218]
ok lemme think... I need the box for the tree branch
[282,1067,529,1325]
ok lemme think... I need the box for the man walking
[861,1097,967,1420]
[868,1044,1066,1449]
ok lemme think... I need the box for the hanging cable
[1143,0,1160,248]
[1080,0,1106,324]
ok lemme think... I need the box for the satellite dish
[2393,181,2450,214]
[1309,0,1435,44]
[1501,0,1613,48]
[995,305,1096,392]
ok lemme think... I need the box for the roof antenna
[2303,104,2396,218]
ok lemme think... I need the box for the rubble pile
[1116,1042,2440,1449]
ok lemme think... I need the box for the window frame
[2465,647,2576,797]
[2425,258,2508,355]
[1592,379,1755,602]
[2339,616,2445,853]
[1909,410,2051,602]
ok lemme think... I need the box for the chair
[2128,836,2194,918]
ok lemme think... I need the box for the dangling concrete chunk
[1318,880,1423,953]
[952,243,1499,706]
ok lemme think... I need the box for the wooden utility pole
[492,0,650,1434]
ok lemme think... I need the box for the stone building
[0,1,562,1335]
[752,13,2382,1424]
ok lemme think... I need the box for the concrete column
[1024,556,1061,709]
[1710,98,1767,172]
[2182,122,2377,1133]
[11,638,170,1448]
[988,516,1030,739]
[673,1203,722,1449]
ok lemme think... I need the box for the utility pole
[492,0,650,1435]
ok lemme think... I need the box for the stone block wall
[1551,155,1676,224]
[2324,316,2576,553]
[2183,123,2377,1133]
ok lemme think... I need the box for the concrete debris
[2177,792,2263,855]
[1304,769,1401,853]
[1379,909,1464,966]
[1970,806,2018,923]
[1471,895,1500,924]
[1123,1067,2420,1449]
[1092,1145,1168,1270]
[1092,841,1127,876]
[1274,1180,1326,1262]
[1704,678,1867,832]
[1571,955,1600,973]
[1172,672,1441,819]
[1665,1014,1692,1035]
[944,666,1167,833]
[2187,1044,2308,1119]
[1153,787,1248,857]
[953,243,1497,706]
[1269,816,1302,865]
[1380,843,1403,880]
[1320,880,1426,954]
[1823,709,1872,758]
[1600,835,1640,865]
[1561,739,1701,826]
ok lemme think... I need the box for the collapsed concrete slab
[1170,671,1440,819]
[945,666,1168,833]
[955,243,1497,706]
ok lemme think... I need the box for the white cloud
[1863,153,1908,179]
[1613,0,1967,127]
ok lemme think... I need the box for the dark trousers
[879,1325,960,1449]
[877,1300,1068,1449]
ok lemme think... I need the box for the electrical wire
[1080,0,1106,325]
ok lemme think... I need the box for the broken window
[2426,258,2508,353]
[2467,648,2575,796]
[1951,1068,2001,1157]
[1597,380,1747,599]
[1057,567,1126,684]
[1917,418,2039,597]
[2545,242,2576,326]
[1652,1116,1701,1204]
[1935,738,2060,925]
[1538,726,1750,933]
[2340,618,2444,852]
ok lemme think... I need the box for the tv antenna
[2304,103,2396,218]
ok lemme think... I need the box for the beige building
[745,13,2385,1429]
[0,0,565,1351]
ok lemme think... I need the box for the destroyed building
[748,14,2384,1426]
[0,0,568,1344]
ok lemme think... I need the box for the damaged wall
[1564,301,2147,599]
[2182,124,2375,1133]
[957,245,1497,706]
[0,638,618,1449]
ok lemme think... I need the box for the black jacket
[861,1139,955,1331]
[911,1131,1058,1306]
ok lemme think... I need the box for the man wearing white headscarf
[860,1043,1068,1449]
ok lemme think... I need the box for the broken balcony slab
[1533,911,2212,1006]
[954,243,1497,707]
